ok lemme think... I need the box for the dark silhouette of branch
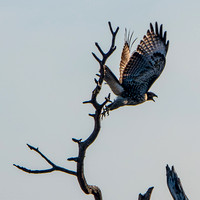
[13,21,190,200]
[136,165,189,200]
[13,144,77,175]
[73,21,119,200]
[166,165,189,200]
[14,22,119,200]
[138,187,154,200]
[92,21,119,67]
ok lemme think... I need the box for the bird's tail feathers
[104,65,124,96]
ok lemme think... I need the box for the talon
[101,106,110,118]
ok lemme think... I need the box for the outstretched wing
[120,22,169,95]
[119,30,136,82]
[119,30,132,77]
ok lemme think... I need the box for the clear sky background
[1,0,200,199]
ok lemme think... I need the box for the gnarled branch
[14,21,190,200]
[166,165,189,200]
[14,22,119,200]
[75,21,119,200]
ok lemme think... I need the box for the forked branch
[14,22,119,200]
[13,21,189,200]
[74,21,119,200]
[92,21,119,67]
[14,144,77,175]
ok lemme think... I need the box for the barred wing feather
[120,22,169,95]
[119,29,133,82]
[119,42,130,82]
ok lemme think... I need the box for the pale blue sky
[1,0,200,199]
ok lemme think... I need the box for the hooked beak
[153,94,158,102]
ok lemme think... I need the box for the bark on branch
[14,22,119,200]
[138,187,154,200]
[13,21,190,200]
[166,165,189,200]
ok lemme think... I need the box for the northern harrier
[104,22,169,111]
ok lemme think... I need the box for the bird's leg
[101,103,112,118]
[101,106,109,118]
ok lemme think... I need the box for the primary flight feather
[104,22,169,111]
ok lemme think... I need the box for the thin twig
[13,144,77,176]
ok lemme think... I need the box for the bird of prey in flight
[104,22,169,111]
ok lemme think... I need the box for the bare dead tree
[137,165,189,200]
[13,22,189,200]
[14,22,119,200]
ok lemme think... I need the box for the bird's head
[147,92,158,102]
